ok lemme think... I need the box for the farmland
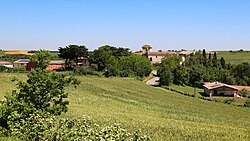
[217,50,250,65]
[0,73,250,140]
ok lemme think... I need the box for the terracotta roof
[232,85,250,91]
[148,51,177,56]
[203,82,239,90]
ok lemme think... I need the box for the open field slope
[0,73,250,140]
[217,51,250,64]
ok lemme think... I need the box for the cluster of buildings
[0,58,89,71]
[140,44,195,64]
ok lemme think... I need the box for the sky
[0,0,250,51]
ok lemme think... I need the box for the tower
[142,44,152,54]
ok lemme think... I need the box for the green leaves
[0,68,80,129]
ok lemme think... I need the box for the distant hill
[217,50,250,64]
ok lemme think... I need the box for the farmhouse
[203,82,239,97]
[141,45,177,64]
[26,60,66,71]
[141,45,194,64]
[14,59,30,67]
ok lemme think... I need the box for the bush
[238,89,250,97]
[90,63,98,71]
[6,113,150,141]
[244,98,250,107]
[73,66,93,75]
[224,99,235,105]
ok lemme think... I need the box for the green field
[0,73,250,140]
[217,50,250,64]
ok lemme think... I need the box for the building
[141,45,178,64]
[46,60,65,71]
[77,57,89,66]
[26,60,65,71]
[0,61,13,68]
[13,59,30,67]
[203,82,239,97]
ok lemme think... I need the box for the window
[150,57,152,61]
[156,56,158,58]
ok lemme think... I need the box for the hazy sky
[1,0,250,51]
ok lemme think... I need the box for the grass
[217,50,250,65]
[0,73,250,140]
[166,84,203,97]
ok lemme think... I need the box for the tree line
[58,45,152,78]
[158,49,250,87]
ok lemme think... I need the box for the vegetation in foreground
[0,51,149,140]
[0,73,249,140]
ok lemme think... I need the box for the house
[141,45,178,64]
[46,60,65,71]
[13,59,30,67]
[26,60,65,71]
[141,45,194,64]
[0,61,13,68]
[203,82,239,97]
[77,57,89,66]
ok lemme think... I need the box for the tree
[58,45,88,67]
[0,51,80,129]
[58,47,72,67]
[158,65,173,86]
[89,45,131,71]
[158,55,180,86]
[173,66,189,86]
[30,50,51,69]
[212,52,218,67]
[233,62,250,85]
[202,49,207,66]
[220,57,226,69]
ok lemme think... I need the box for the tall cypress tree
[202,49,207,66]
[212,52,218,67]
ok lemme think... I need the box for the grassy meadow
[217,50,250,64]
[0,73,250,140]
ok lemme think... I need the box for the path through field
[146,70,159,85]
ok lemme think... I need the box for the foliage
[0,66,25,73]
[105,54,152,78]
[244,98,250,107]
[58,45,88,67]
[159,49,250,87]
[6,113,150,141]
[158,55,180,86]
[223,98,235,104]
[173,66,189,86]
[233,62,250,85]
[30,49,51,69]
[0,69,80,129]
[238,88,250,98]
[73,66,97,76]
[89,45,131,71]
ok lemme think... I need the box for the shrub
[7,113,150,141]
[224,99,235,105]
[238,88,250,97]
[90,63,98,71]
[244,98,250,107]
[73,66,93,75]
